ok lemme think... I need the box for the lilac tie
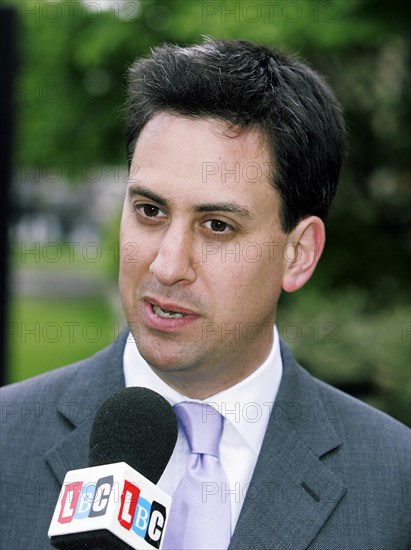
[163,402,231,550]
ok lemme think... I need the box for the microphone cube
[48,462,171,549]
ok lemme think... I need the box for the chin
[135,338,192,373]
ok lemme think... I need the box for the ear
[281,216,325,293]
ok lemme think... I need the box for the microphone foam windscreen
[89,387,178,484]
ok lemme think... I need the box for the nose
[149,223,197,286]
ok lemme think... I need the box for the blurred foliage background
[4,0,410,426]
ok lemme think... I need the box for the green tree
[8,0,411,425]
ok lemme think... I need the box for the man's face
[119,113,290,397]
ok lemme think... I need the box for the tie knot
[174,402,224,457]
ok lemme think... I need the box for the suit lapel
[45,330,128,484]
[229,341,346,550]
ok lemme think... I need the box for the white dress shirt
[123,327,283,531]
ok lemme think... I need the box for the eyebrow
[194,202,253,219]
[128,185,253,219]
[128,185,168,208]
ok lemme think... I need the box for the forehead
[131,112,270,175]
[128,113,279,218]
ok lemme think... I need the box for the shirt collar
[123,327,283,455]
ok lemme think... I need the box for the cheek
[120,242,142,268]
[204,255,282,309]
[119,232,138,280]
[119,218,154,273]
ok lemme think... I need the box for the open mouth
[152,304,188,319]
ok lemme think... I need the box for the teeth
[153,305,186,319]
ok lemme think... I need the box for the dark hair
[126,38,346,232]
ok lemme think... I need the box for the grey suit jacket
[1,331,410,550]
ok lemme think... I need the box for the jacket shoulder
[316,376,410,446]
[0,331,127,435]
[2,343,108,402]
[1,331,128,403]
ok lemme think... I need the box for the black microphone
[49,387,178,550]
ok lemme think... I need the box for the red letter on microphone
[58,482,83,524]
[118,480,141,530]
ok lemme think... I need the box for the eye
[135,203,165,218]
[205,220,233,233]
[141,204,161,217]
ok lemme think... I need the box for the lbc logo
[58,475,166,548]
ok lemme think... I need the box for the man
[1,39,410,550]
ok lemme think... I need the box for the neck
[151,341,273,400]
